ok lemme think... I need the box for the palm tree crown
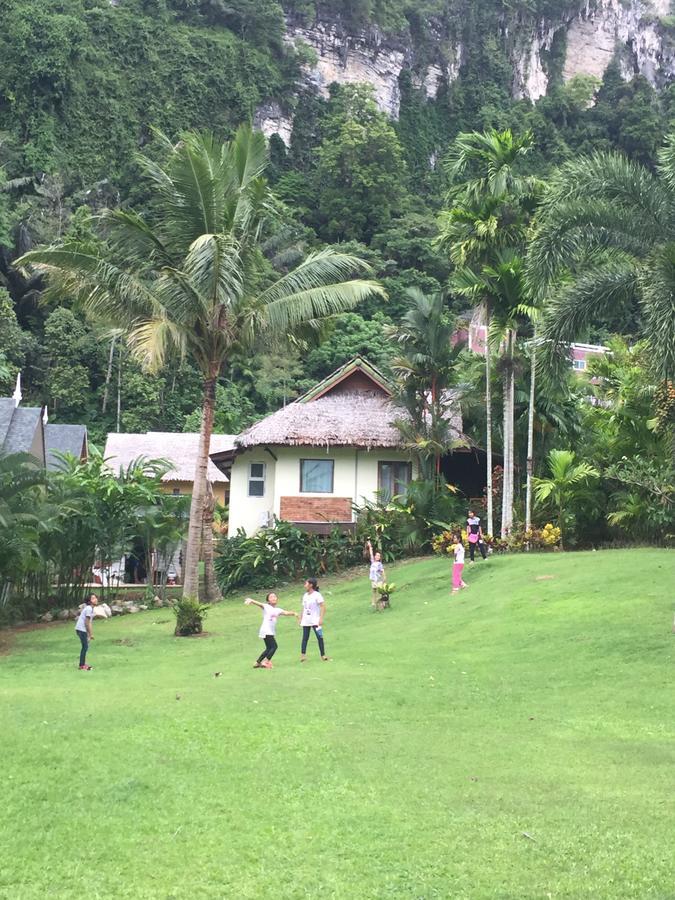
[18,126,385,598]
[528,137,675,380]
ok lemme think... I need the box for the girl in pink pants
[452,533,467,593]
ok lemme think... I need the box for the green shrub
[173,596,209,636]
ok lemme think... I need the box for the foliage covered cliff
[1,0,674,444]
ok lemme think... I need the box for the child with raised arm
[245,593,298,669]
[366,539,385,609]
[451,532,468,594]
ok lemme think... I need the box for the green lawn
[1,550,674,899]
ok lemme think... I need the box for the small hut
[211,357,462,535]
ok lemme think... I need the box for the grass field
[1,550,674,899]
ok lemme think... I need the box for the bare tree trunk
[501,365,510,539]
[485,347,494,537]
[116,344,122,433]
[182,376,217,598]
[507,349,515,534]
[102,334,117,415]
[525,339,537,539]
[201,480,221,603]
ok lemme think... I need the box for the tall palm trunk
[101,334,117,415]
[525,338,537,538]
[484,311,494,536]
[507,330,516,534]
[201,480,221,603]
[183,375,217,598]
[501,367,510,538]
[500,330,516,538]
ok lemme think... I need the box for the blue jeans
[76,629,88,667]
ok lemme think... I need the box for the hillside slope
[1,550,673,897]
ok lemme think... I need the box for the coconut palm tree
[388,288,463,481]
[528,137,675,382]
[533,449,598,549]
[437,128,541,536]
[17,127,384,599]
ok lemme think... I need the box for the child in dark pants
[467,509,488,562]
[75,593,98,670]
[245,593,297,669]
[299,577,329,662]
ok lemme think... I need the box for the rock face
[514,0,675,100]
[256,2,674,145]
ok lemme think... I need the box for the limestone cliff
[258,1,675,145]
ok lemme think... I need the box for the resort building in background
[211,357,465,536]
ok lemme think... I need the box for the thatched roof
[104,432,235,482]
[235,392,463,451]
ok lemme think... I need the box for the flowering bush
[506,524,561,552]
[432,530,463,555]
[433,524,561,555]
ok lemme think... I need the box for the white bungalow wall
[228,446,414,536]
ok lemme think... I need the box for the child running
[245,593,298,669]
[300,578,329,662]
[451,532,468,594]
[366,539,385,609]
[75,593,98,670]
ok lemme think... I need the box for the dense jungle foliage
[1,0,673,558]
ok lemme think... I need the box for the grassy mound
[1,550,673,898]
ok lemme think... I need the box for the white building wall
[228,449,276,536]
[228,445,414,536]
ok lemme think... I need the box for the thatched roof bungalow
[211,357,463,535]
[104,431,235,505]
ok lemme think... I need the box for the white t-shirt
[454,543,465,565]
[75,604,94,632]
[369,560,384,584]
[259,602,286,638]
[301,591,324,626]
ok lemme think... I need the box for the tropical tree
[527,137,675,384]
[17,126,384,600]
[452,250,537,536]
[388,288,463,480]
[533,449,599,549]
[0,452,45,608]
[437,128,541,536]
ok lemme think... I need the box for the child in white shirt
[245,593,297,669]
[300,578,329,661]
[366,539,385,609]
[451,533,468,594]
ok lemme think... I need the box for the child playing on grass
[300,578,329,662]
[451,533,468,594]
[466,509,487,562]
[245,593,298,669]
[75,593,98,670]
[366,539,385,609]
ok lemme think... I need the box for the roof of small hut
[233,357,462,451]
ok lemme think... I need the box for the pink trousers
[452,562,464,590]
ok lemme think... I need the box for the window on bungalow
[572,359,586,371]
[248,462,266,497]
[300,459,334,493]
[378,461,412,501]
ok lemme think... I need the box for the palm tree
[528,137,675,383]
[17,127,384,599]
[437,128,541,536]
[452,251,537,537]
[388,288,463,481]
[533,449,598,549]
